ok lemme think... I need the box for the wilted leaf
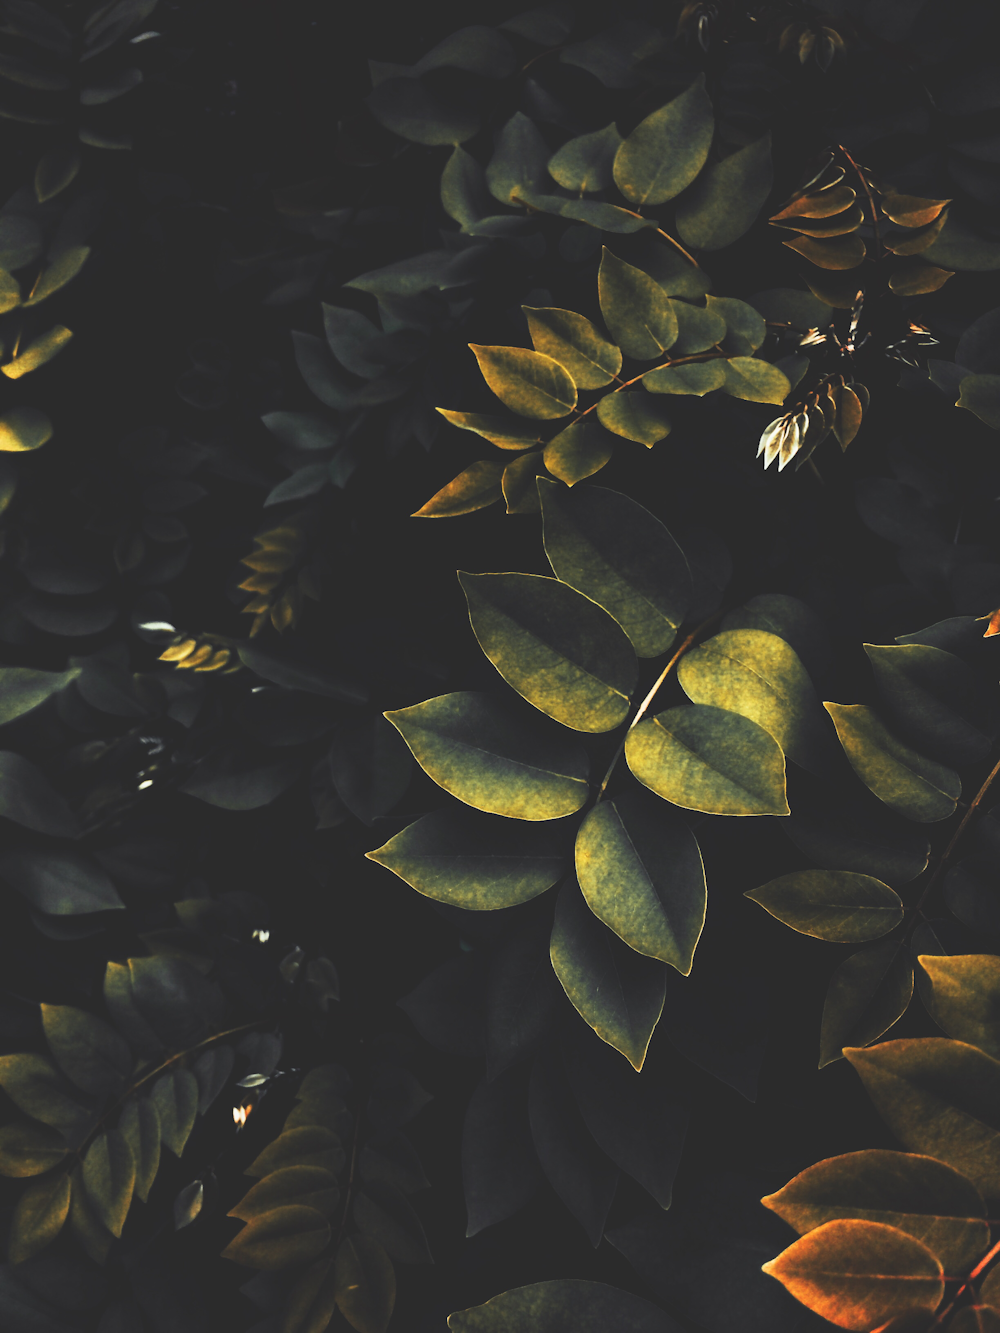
[675,135,773,251]
[523,307,621,389]
[335,1236,396,1333]
[448,1278,676,1331]
[598,248,678,359]
[820,942,914,1067]
[745,871,903,943]
[825,704,961,823]
[918,955,1000,1059]
[613,76,714,206]
[222,1205,331,1270]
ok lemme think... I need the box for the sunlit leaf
[1,325,73,379]
[23,246,89,307]
[675,134,773,251]
[918,955,1000,1059]
[598,248,678,359]
[543,416,616,485]
[436,409,542,450]
[597,393,672,445]
[820,941,914,1067]
[0,406,53,453]
[613,75,714,206]
[502,452,548,513]
[881,195,950,228]
[469,345,577,419]
[412,459,506,518]
[719,357,791,404]
[824,704,961,823]
[746,870,903,942]
[642,360,726,395]
[783,233,866,268]
[523,307,621,389]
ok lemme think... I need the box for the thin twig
[931,1235,1000,1326]
[837,143,882,260]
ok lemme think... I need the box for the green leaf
[613,75,714,206]
[0,214,42,269]
[918,954,1000,1059]
[486,112,552,205]
[0,752,79,836]
[675,134,773,250]
[9,1173,71,1264]
[34,145,81,203]
[824,703,961,823]
[820,942,914,1067]
[543,416,616,485]
[384,691,590,820]
[447,1279,676,1331]
[0,666,78,725]
[23,246,89,307]
[846,1039,1000,1197]
[523,307,621,389]
[1,326,73,379]
[575,788,705,972]
[82,1128,134,1238]
[922,215,1000,271]
[721,593,831,683]
[746,870,903,942]
[335,1236,396,1333]
[459,572,637,733]
[353,1180,433,1264]
[783,794,930,886]
[469,345,577,419]
[436,409,542,450]
[720,356,789,404]
[0,849,123,914]
[246,1126,345,1178]
[708,296,767,355]
[957,374,1000,429]
[598,248,678,359]
[538,478,691,657]
[535,197,655,233]
[485,924,563,1080]
[0,406,53,452]
[412,460,506,518]
[119,1097,159,1202]
[441,146,492,225]
[366,807,565,908]
[597,393,672,445]
[0,268,20,314]
[668,300,728,355]
[222,1205,331,1270]
[761,1219,944,1331]
[0,1121,68,1178]
[41,1005,132,1099]
[150,1069,199,1156]
[642,360,726,395]
[502,453,548,513]
[283,1259,339,1333]
[229,1166,339,1222]
[328,714,413,825]
[0,1054,96,1143]
[750,288,835,331]
[864,643,992,767]
[762,1149,989,1274]
[462,1071,541,1235]
[676,629,834,774]
[550,881,666,1071]
[68,1165,114,1265]
[547,123,622,193]
[626,704,789,815]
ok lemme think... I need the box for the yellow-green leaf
[412,460,505,518]
[385,691,590,820]
[435,409,542,450]
[642,360,726,395]
[0,267,19,313]
[613,75,714,206]
[459,572,637,732]
[824,703,960,823]
[222,1205,331,1270]
[23,246,89,307]
[596,391,673,445]
[246,1126,346,1179]
[501,452,547,513]
[547,122,622,194]
[745,870,903,942]
[820,941,914,1067]
[523,307,621,389]
[0,405,53,452]
[469,345,577,419]
[0,1053,96,1143]
[720,357,791,404]
[335,1235,396,1333]
[918,955,1000,1060]
[1,325,73,378]
[598,248,678,360]
[543,416,616,485]
[9,1173,71,1263]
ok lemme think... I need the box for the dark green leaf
[0,850,123,914]
[0,1054,96,1144]
[0,753,79,836]
[150,1069,199,1157]
[222,1205,331,1270]
[0,667,78,725]
[448,1278,678,1331]
[328,714,413,825]
[119,1097,159,1202]
[0,1120,68,1178]
[820,942,914,1067]
[597,392,673,445]
[486,922,564,1079]
[335,1236,396,1333]
[746,870,903,942]
[547,123,622,193]
[675,135,773,251]
[598,248,678,360]
[353,1180,433,1264]
[667,300,728,355]
[486,112,551,205]
[82,1129,134,1238]
[41,1005,132,1099]
[864,644,992,767]
[462,1071,541,1237]
[642,360,726,395]
[368,76,480,146]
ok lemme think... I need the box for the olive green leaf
[0,1120,68,1178]
[888,263,953,295]
[523,307,621,389]
[82,1128,135,1237]
[550,881,666,1070]
[784,233,866,269]
[538,478,691,657]
[824,703,961,823]
[0,406,53,452]
[40,1005,132,1099]
[469,346,577,419]
[283,1259,339,1333]
[222,1204,331,1270]
[707,296,767,355]
[366,807,566,909]
[642,361,726,395]
[8,1173,71,1264]
[677,629,833,774]
[119,1097,160,1202]
[335,1235,396,1333]
[385,691,590,820]
[918,955,1000,1060]
[441,146,492,225]
[246,1126,345,1178]
[412,460,505,518]
[719,357,790,404]
[598,248,678,359]
[762,1149,989,1273]
[69,1164,114,1265]
[447,1278,680,1331]
[675,134,773,250]
[597,393,672,445]
[613,75,714,206]
[151,1068,199,1156]
[956,375,1000,429]
[486,112,552,205]
[459,573,637,733]
[35,145,80,203]
[922,215,1000,271]
[23,245,89,307]
[1,325,73,379]
[668,300,728,354]
[543,416,616,485]
[746,870,903,942]
[0,665,78,725]
[819,941,914,1067]
[0,1053,97,1143]
[575,788,706,972]
[749,288,835,331]
[761,1218,944,1331]
[548,123,622,193]
[864,643,992,767]
[502,453,548,513]
[845,1038,1000,1197]
[530,196,656,234]
[626,705,789,816]
[436,409,543,450]
[0,752,80,836]
[0,268,19,313]
[228,1166,340,1222]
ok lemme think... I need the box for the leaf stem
[574,350,731,422]
[332,1080,365,1255]
[836,143,882,261]
[931,1235,1000,1326]
[593,609,726,801]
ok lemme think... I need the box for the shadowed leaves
[820,942,914,1067]
[745,871,904,943]
[448,1278,679,1331]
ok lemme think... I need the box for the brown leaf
[977,608,1000,639]
[772,204,865,237]
[885,210,949,256]
[784,233,866,269]
[771,186,858,220]
[880,194,951,228]
[221,1204,330,1270]
[833,383,864,449]
[888,265,954,296]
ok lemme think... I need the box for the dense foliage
[2,0,1000,1330]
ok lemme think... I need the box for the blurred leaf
[0,406,52,451]
[335,1236,396,1333]
[1,326,73,379]
[174,1179,204,1230]
[23,247,89,307]
[222,1205,331,1270]
[820,942,914,1067]
[328,714,412,825]
[0,1120,68,1178]
[486,921,564,1079]
[825,704,960,823]
[675,135,773,251]
[865,644,992,768]
[469,346,577,419]
[282,1256,338,1333]
[9,1173,71,1263]
[353,1180,432,1264]
[598,248,678,359]
[368,76,480,146]
[888,265,954,296]
[34,146,80,202]
[447,1279,676,1331]
[0,667,78,725]
[613,76,714,206]
[0,753,79,836]
[745,871,903,942]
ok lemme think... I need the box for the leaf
[548,123,622,193]
[41,1005,132,1098]
[746,870,903,942]
[957,375,1000,430]
[69,1165,114,1265]
[0,752,79,836]
[436,410,542,450]
[367,76,480,146]
[82,1129,134,1237]
[846,1039,1000,1197]
[486,922,564,1079]
[222,1205,331,1270]
[23,247,89,307]
[783,794,930,885]
[626,704,789,816]
[328,714,412,824]
[550,880,666,1070]
[335,1236,396,1333]
[448,1278,676,1331]
[281,1258,338,1333]
[543,416,616,485]
[502,453,548,514]
[949,1308,1000,1332]
[366,806,565,909]
[643,360,726,395]
[918,955,1000,1059]
[675,134,773,251]
[0,848,125,916]
[597,392,673,445]
[824,704,961,823]
[353,1180,432,1264]
[1,326,73,378]
[749,287,835,331]
[783,233,866,269]
[598,248,678,359]
[708,296,767,356]
[538,479,690,657]
[35,145,81,202]
[820,942,915,1067]
[720,358,791,404]
[119,1097,160,1202]
[486,112,551,205]
[0,1121,68,1178]
[523,307,621,389]
[575,789,705,972]
[0,406,53,452]
[360,1131,429,1195]
[761,1219,944,1331]
[0,1054,96,1143]
[459,572,637,733]
[864,644,992,768]
[150,1069,199,1156]
[411,460,506,518]
[677,629,833,775]
[668,301,728,355]
[888,265,953,295]
[469,345,577,419]
[384,691,589,820]
[613,76,714,206]
[246,1126,345,1179]
[462,1071,541,1237]
[922,216,1000,271]
[9,1174,71,1264]
[228,1167,339,1222]
[265,464,329,506]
